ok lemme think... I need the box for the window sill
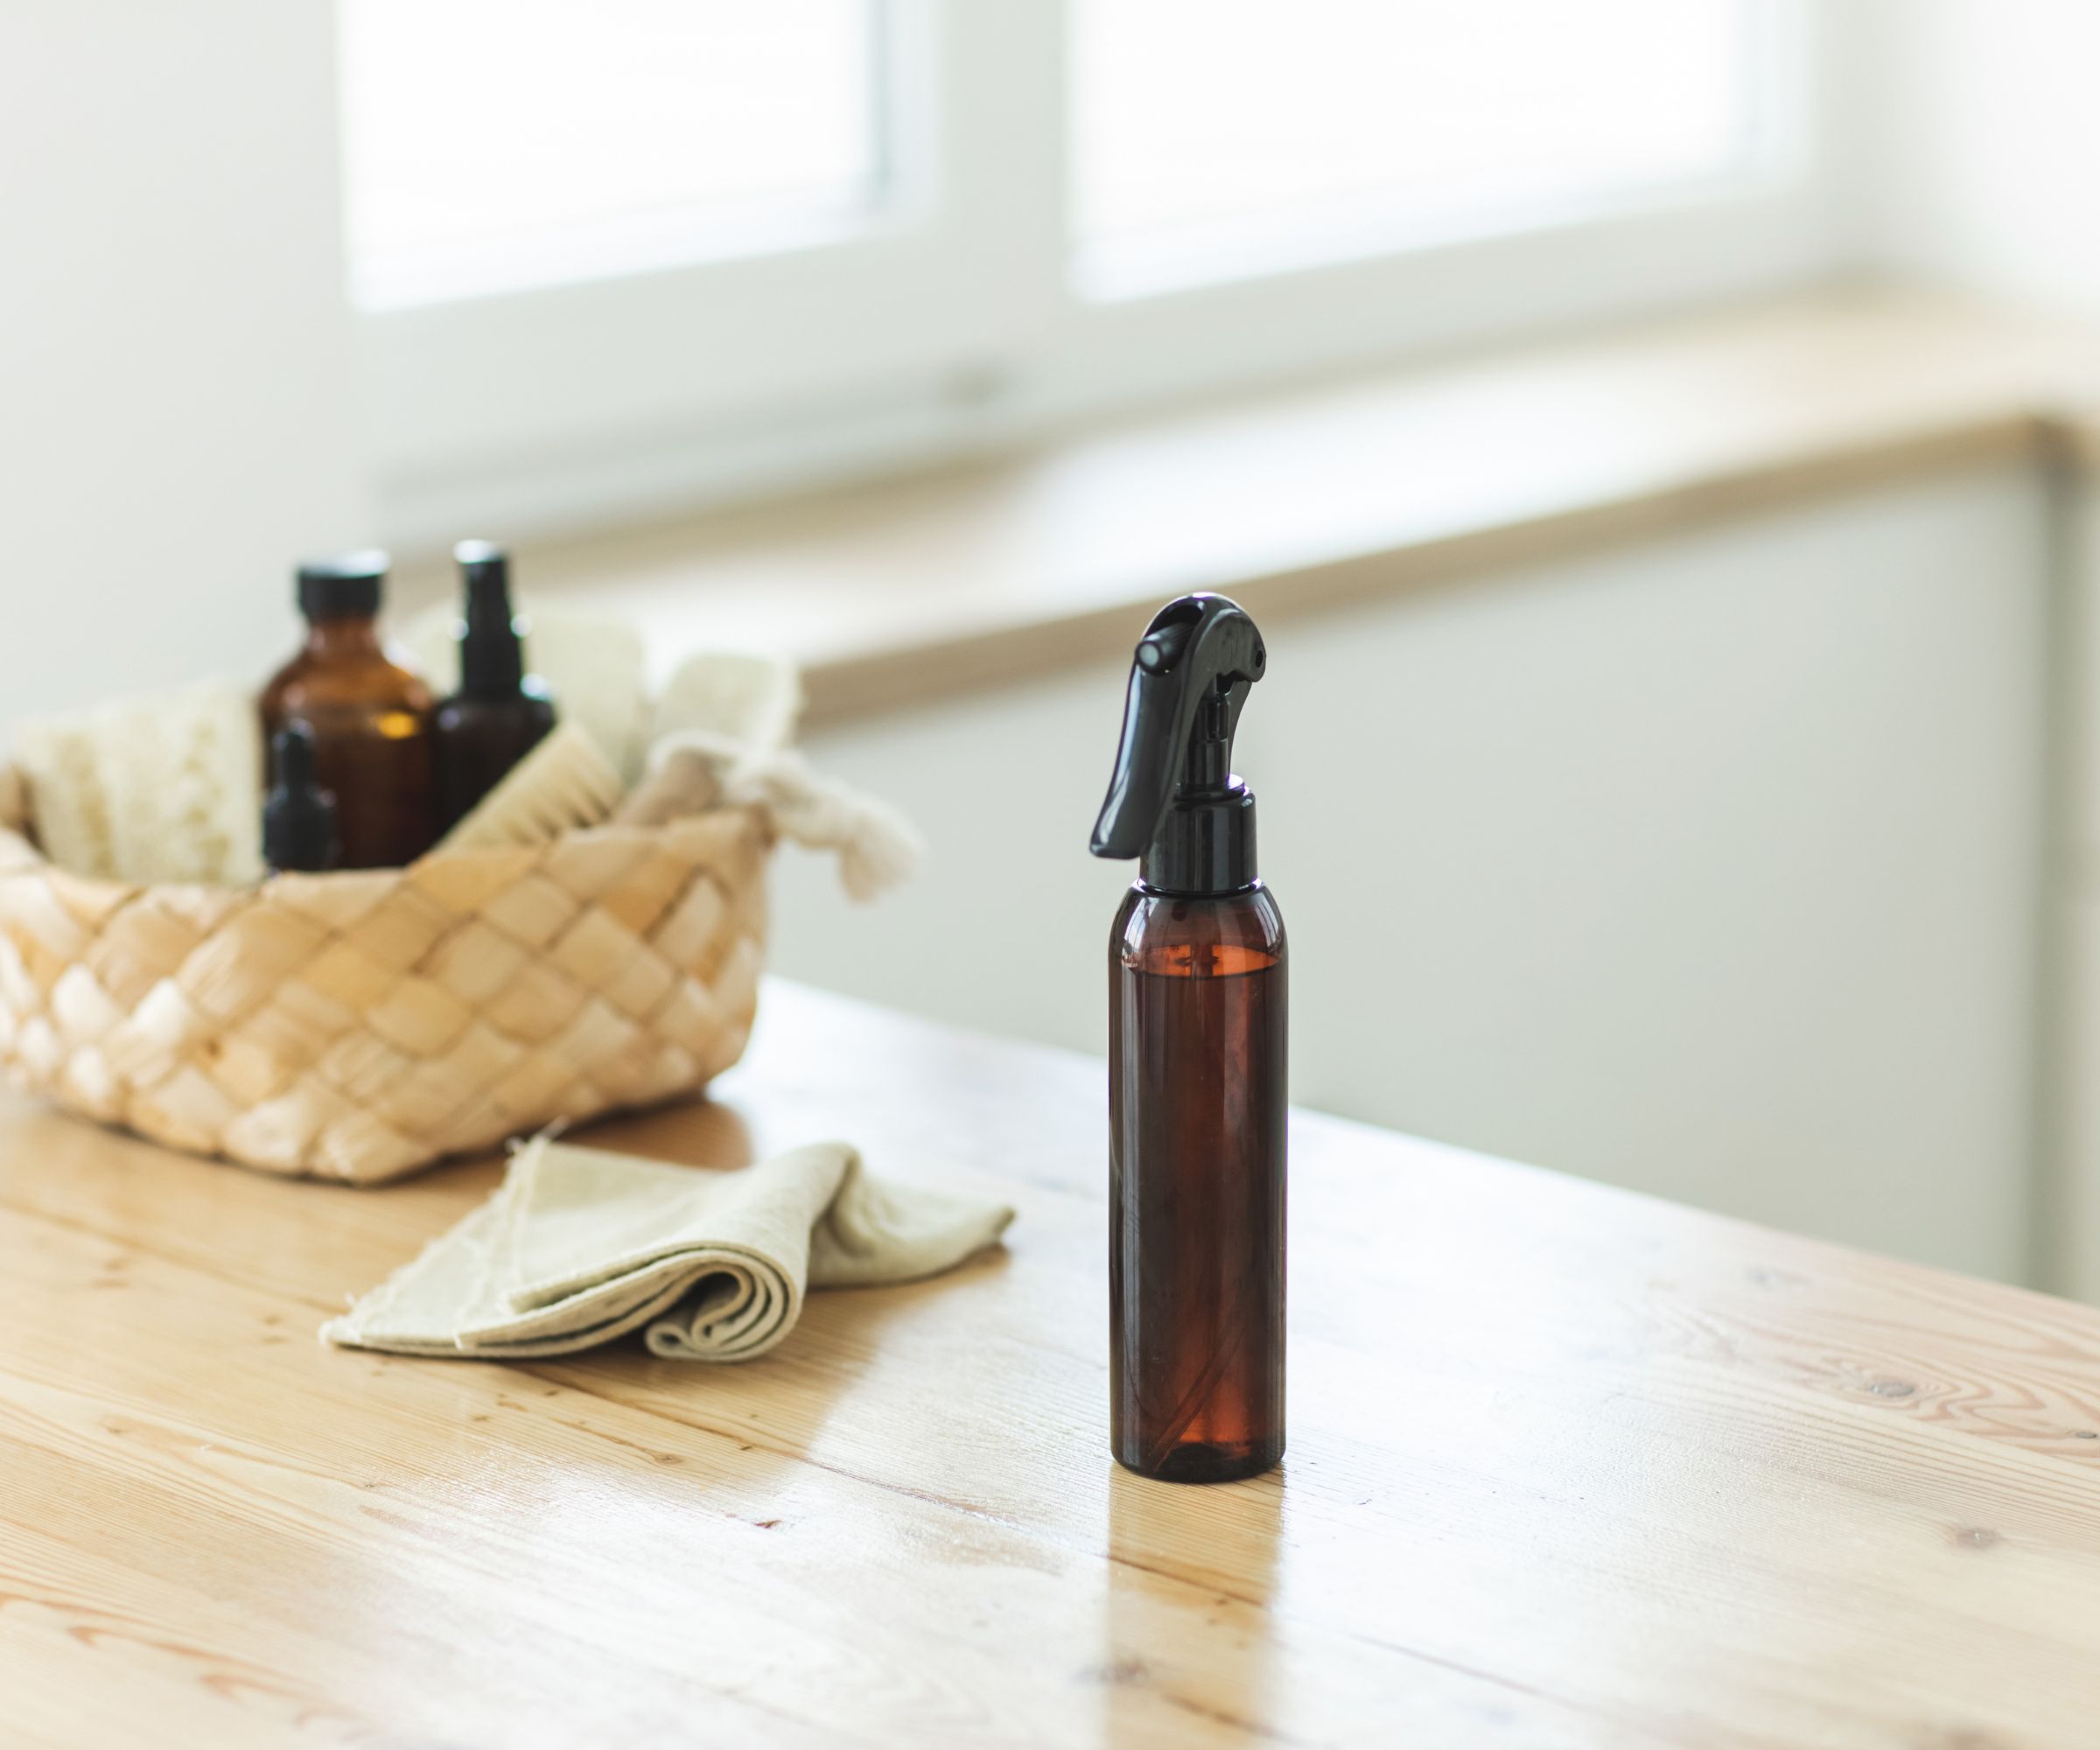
[394,286,2100,732]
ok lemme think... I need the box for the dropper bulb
[275,720,315,786]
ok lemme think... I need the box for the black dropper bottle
[431,541,558,831]
[1090,592,1286,1483]
[262,722,341,873]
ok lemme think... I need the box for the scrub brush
[437,722,625,850]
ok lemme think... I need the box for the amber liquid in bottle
[1110,882,1286,1483]
[260,616,436,870]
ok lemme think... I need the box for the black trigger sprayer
[1089,593,1286,1482]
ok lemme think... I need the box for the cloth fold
[322,1138,1014,1362]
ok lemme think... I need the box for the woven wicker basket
[0,762,771,1183]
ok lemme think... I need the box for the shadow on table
[504,1088,1021,1497]
[1099,1460,1284,1742]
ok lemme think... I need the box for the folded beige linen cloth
[323,1137,1015,1362]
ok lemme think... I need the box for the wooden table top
[4,979,2100,1747]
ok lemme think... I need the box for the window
[337,1,1826,544]
[337,0,885,308]
[1072,0,1770,298]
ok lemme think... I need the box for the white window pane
[1074,0,1770,294]
[339,0,880,306]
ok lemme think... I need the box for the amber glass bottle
[1110,883,1286,1481]
[1092,593,1285,1483]
[259,553,436,869]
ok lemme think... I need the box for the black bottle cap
[263,722,340,873]
[297,550,388,623]
[454,540,527,696]
[1091,594,1267,897]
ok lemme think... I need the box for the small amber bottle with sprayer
[1090,593,1285,1483]
[431,541,557,831]
[259,552,436,870]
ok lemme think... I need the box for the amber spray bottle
[1090,593,1284,1483]
[432,542,557,831]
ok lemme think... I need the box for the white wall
[0,2,366,726]
[774,466,2048,1283]
[1848,0,2100,313]
[2048,484,2100,1301]
[1840,0,2100,1297]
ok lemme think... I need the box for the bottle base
[1114,1438,1282,1485]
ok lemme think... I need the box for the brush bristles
[438,724,625,851]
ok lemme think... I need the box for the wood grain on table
[3,978,2099,1747]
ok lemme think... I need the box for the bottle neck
[302,615,383,660]
[1138,781,1257,897]
[458,628,525,696]
[459,583,526,696]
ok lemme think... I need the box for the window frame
[347,0,1838,547]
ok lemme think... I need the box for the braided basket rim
[0,759,774,1184]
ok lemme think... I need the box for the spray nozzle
[453,540,528,696]
[1090,594,1266,894]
